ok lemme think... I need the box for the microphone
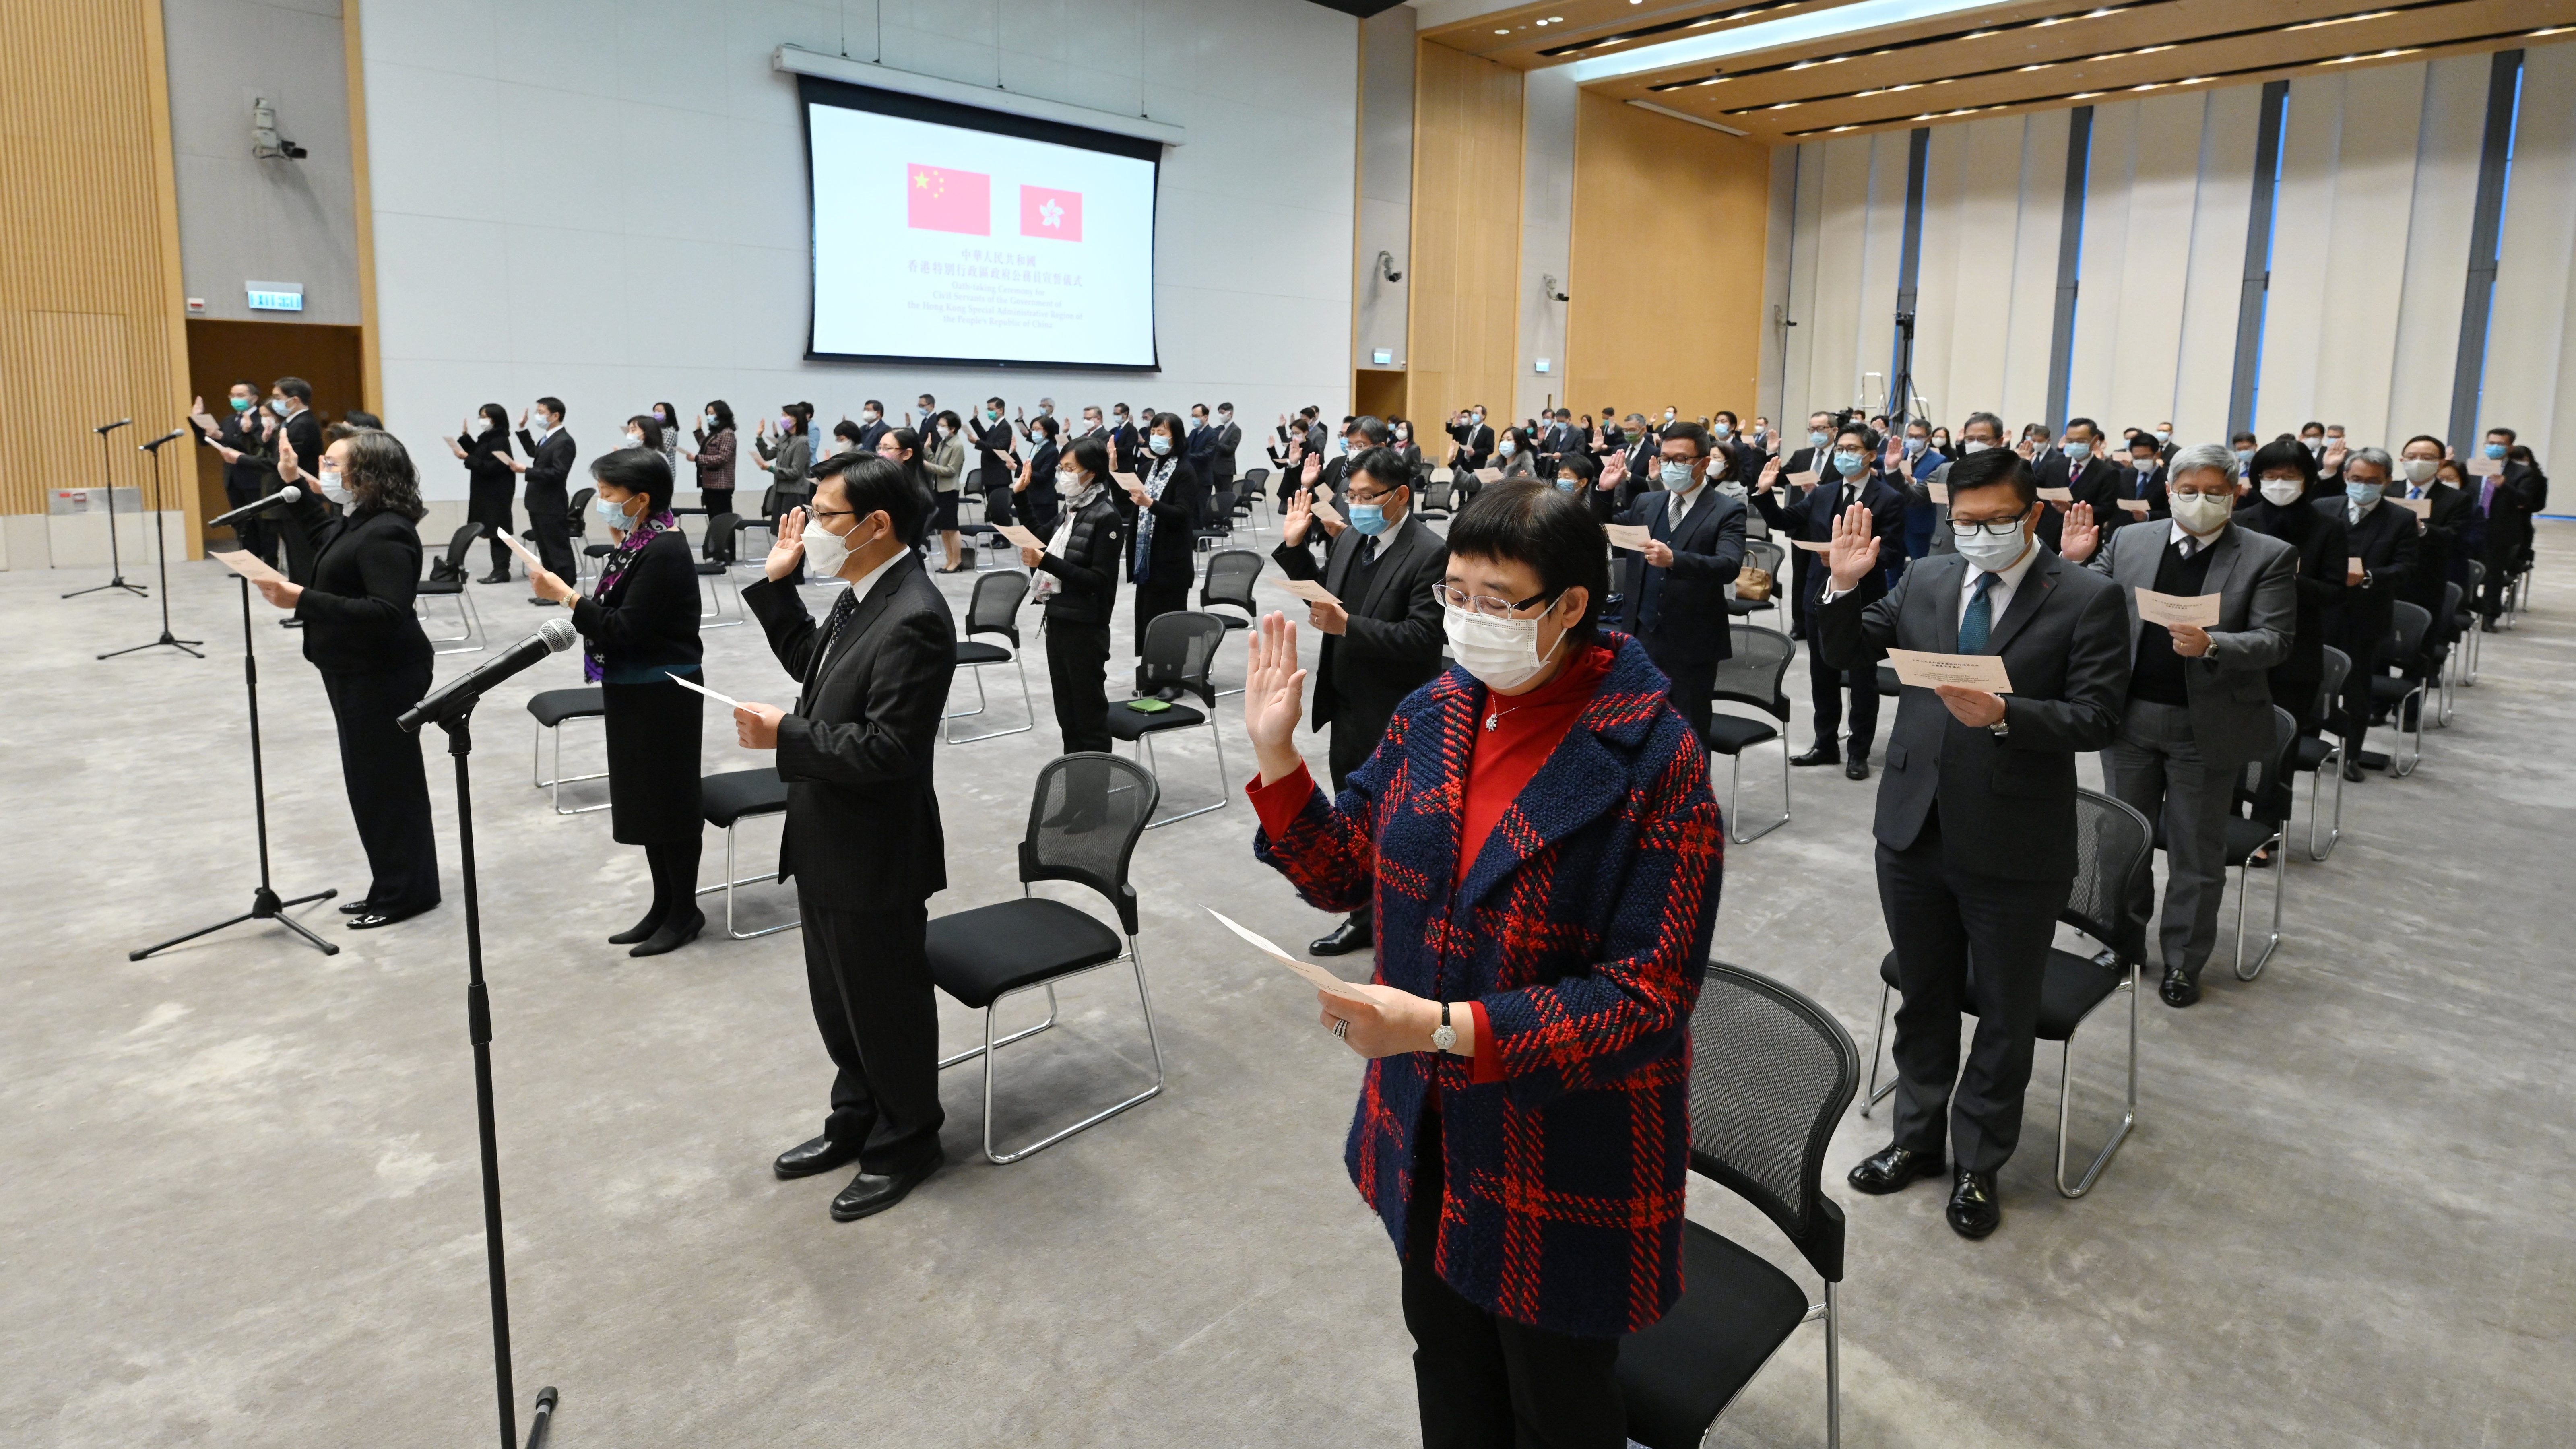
[94,418,133,435]
[209,485,300,528]
[398,619,578,732]
[140,428,188,450]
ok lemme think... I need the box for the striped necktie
[1958,570,2000,654]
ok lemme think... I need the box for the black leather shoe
[773,1135,861,1180]
[1845,755,1872,781]
[2341,758,2366,783]
[607,910,665,945]
[1847,1144,1942,1195]
[347,902,434,930]
[830,1150,944,1222]
[2479,617,2498,633]
[338,900,374,916]
[479,571,512,585]
[1309,919,1372,957]
[2160,966,2201,1008]
[628,908,704,958]
[1789,743,1841,768]
[1946,1170,2001,1239]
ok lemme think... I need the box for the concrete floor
[3,521,2570,1448]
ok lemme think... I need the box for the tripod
[64,418,147,600]
[130,575,338,960]
[427,703,561,1449]
[99,431,205,659]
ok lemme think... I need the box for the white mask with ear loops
[1442,598,1565,694]
[801,516,855,576]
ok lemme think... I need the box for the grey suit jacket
[1817,546,2131,881]
[2083,520,2297,766]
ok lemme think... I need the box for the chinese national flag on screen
[907,165,990,235]
[1019,185,1083,242]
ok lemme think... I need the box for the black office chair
[1238,467,1270,524]
[692,767,797,939]
[2430,582,2464,726]
[2458,560,2485,684]
[1865,788,2152,1197]
[417,522,487,654]
[2371,601,2433,776]
[1195,483,1237,551]
[2216,707,2298,980]
[1707,624,1796,842]
[1199,549,1263,698]
[1417,477,1457,520]
[1107,611,1231,827]
[1620,961,1858,1449]
[694,510,745,629]
[927,753,1164,1164]
[526,687,609,815]
[2292,646,2351,860]
[1228,477,1263,537]
[945,570,1035,744]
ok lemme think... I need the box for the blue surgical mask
[1554,478,1580,493]
[1904,436,1926,457]
[2064,442,2092,462]
[269,398,290,416]
[2346,482,2381,510]
[1660,460,1694,489]
[1348,502,1390,535]
[1148,433,1172,456]
[2234,448,2254,470]
[1808,431,1829,450]
[2485,442,2506,460]
[594,495,636,531]
[1833,451,1867,478]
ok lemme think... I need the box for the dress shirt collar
[836,545,902,607]
[2166,519,2225,554]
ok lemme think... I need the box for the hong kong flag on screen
[1020,184,1083,242]
[907,165,989,235]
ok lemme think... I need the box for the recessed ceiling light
[1568,0,2012,84]
[1496,28,1511,33]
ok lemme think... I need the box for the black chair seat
[956,640,1014,665]
[1104,700,1207,739]
[1876,664,1901,697]
[2290,737,2336,770]
[1702,713,1780,754]
[1723,596,1775,616]
[526,687,605,728]
[584,543,615,558]
[419,578,464,596]
[926,897,1126,1009]
[1214,613,1250,630]
[700,767,788,828]
[2221,816,2281,867]
[1878,946,2124,1042]
[696,559,728,576]
[1617,1221,1812,1449]
[2368,675,2423,702]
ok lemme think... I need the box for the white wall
[358,0,1359,501]
[1513,66,1575,424]
[1763,46,2576,483]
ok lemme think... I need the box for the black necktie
[807,586,862,698]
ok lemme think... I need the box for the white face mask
[2259,479,2305,507]
[1057,469,1083,493]
[1961,439,1990,455]
[1953,519,2028,573]
[318,467,353,508]
[863,409,880,424]
[802,516,859,576]
[624,431,644,449]
[1443,597,1565,694]
[2169,490,2234,536]
[2403,458,2438,484]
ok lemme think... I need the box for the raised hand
[518,406,529,428]
[1825,501,1880,593]
[1756,456,1782,494]
[1283,487,1313,546]
[1243,611,1308,783]
[2058,502,2099,563]
[765,506,808,581]
[1600,452,1627,494]
[1300,454,1322,488]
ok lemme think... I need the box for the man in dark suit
[2473,427,2538,626]
[2110,431,2171,538]
[2033,417,2122,553]
[508,396,577,591]
[1210,402,1242,497]
[1538,408,1578,481]
[1754,423,1905,778]
[848,400,891,454]
[1186,402,1224,491]
[1293,415,1392,507]
[968,396,1018,526]
[267,375,325,477]
[2060,445,2297,1007]
[2394,435,2474,648]
[1605,421,1747,741]
[2332,448,2419,781]
[1108,403,1140,462]
[734,454,958,1222]
[1271,445,1447,956]
[1452,407,1494,471]
[1817,446,2131,1238]
[193,380,278,564]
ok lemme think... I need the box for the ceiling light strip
[1568,0,2018,83]
[1645,0,2190,91]
[1533,0,1807,58]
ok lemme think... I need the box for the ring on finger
[1330,1018,1349,1040]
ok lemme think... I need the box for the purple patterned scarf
[583,507,678,682]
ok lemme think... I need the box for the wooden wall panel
[1563,96,1769,422]
[1409,40,1525,433]
[0,0,190,541]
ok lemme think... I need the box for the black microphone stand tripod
[412,696,560,1449]
[130,571,338,960]
[99,431,204,659]
[64,418,147,600]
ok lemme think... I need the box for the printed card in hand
[211,549,285,586]
[2134,588,2221,628]
[2037,487,2074,503]
[1206,909,1374,1003]
[1788,469,1820,488]
[1606,524,1653,553]
[1924,481,1948,504]
[2116,497,2153,514]
[1476,468,1503,483]
[1310,497,1344,528]
[1789,538,1833,553]
[994,522,1047,552]
[1885,648,2015,693]
[1280,578,1340,606]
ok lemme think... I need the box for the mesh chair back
[1743,538,1785,579]
[965,569,1028,646]
[2315,646,2351,721]
[1241,468,1269,495]
[1020,753,1159,935]
[2234,707,2299,823]
[1139,611,1228,708]
[2466,559,2485,592]
[1713,624,1795,720]
[2060,788,2154,966]
[705,512,742,565]
[1684,962,1860,1280]
[2442,580,2463,621]
[430,522,482,581]
[1422,478,1457,514]
[1201,549,1263,615]
[2388,601,2432,672]
[567,487,595,537]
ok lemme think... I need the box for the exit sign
[246,281,303,312]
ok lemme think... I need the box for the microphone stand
[130,575,339,960]
[429,700,561,1449]
[64,418,148,600]
[99,433,205,659]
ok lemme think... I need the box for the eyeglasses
[1345,485,1398,505]
[1436,584,1555,618]
[810,507,857,521]
[1952,519,2025,538]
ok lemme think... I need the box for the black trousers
[223,476,277,564]
[798,897,944,1172]
[2476,549,2516,619]
[1808,646,1879,757]
[1640,634,1716,744]
[1403,1112,1625,1449]
[1046,617,1112,754]
[1326,712,1386,932]
[526,492,576,581]
[320,663,440,914]
[1131,577,1190,686]
[2336,634,2383,754]
[1875,807,2070,1174]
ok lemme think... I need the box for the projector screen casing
[798,74,1163,372]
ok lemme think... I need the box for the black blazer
[743,557,956,906]
[1755,470,1906,610]
[2237,494,2347,686]
[1038,485,1125,626]
[570,530,703,681]
[970,417,1017,492]
[279,409,324,479]
[1615,487,1748,664]
[197,408,271,497]
[459,429,516,526]
[1816,547,2131,881]
[2336,497,2418,651]
[1271,510,1447,739]
[1020,440,1064,532]
[290,507,434,674]
[2402,481,2475,606]
[2112,464,2170,533]
[1119,456,1207,588]
[2033,454,2122,549]
[515,427,576,511]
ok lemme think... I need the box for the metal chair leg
[1861,982,1894,1114]
[943,658,1035,744]
[2232,829,2285,980]
[1721,732,1792,843]
[532,717,610,813]
[2394,684,2425,777]
[2055,958,2138,1198]
[1824,1281,1841,1449]
[2306,743,2344,861]
[965,940,1164,1164]
[692,819,799,939]
[1137,720,1230,827]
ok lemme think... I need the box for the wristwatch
[1430,1002,1458,1055]
[1988,716,2011,739]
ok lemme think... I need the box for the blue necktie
[1958,570,1999,654]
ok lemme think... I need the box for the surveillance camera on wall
[1377,250,1402,284]
[252,98,307,161]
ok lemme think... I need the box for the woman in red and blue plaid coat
[1244,482,1722,1449]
